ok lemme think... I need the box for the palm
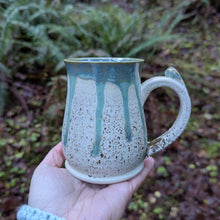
[28,143,154,220]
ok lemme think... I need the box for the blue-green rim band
[64,57,144,64]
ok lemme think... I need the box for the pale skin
[28,142,154,220]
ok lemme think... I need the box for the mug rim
[64,57,144,64]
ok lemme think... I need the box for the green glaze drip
[63,74,76,146]
[119,82,132,141]
[92,82,105,156]
[65,61,146,156]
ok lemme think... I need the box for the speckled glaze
[62,58,191,184]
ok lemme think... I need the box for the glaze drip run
[64,62,146,156]
[63,74,76,147]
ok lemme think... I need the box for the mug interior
[64,57,144,63]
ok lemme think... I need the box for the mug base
[65,160,144,184]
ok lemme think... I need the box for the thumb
[128,157,154,192]
[40,142,65,168]
[107,157,154,200]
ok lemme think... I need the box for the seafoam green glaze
[63,74,76,147]
[64,58,146,156]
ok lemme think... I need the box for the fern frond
[127,34,179,57]
[28,7,60,22]
[1,2,40,37]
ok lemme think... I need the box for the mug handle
[141,67,191,156]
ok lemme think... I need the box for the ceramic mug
[62,58,191,184]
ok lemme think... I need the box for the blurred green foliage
[0,0,190,115]
[0,0,218,116]
[0,0,219,117]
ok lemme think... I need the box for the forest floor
[0,3,220,220]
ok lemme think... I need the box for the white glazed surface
[62,78,147,181]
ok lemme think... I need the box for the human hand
[28,142,154,220]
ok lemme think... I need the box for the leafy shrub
[0,0,185,116]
